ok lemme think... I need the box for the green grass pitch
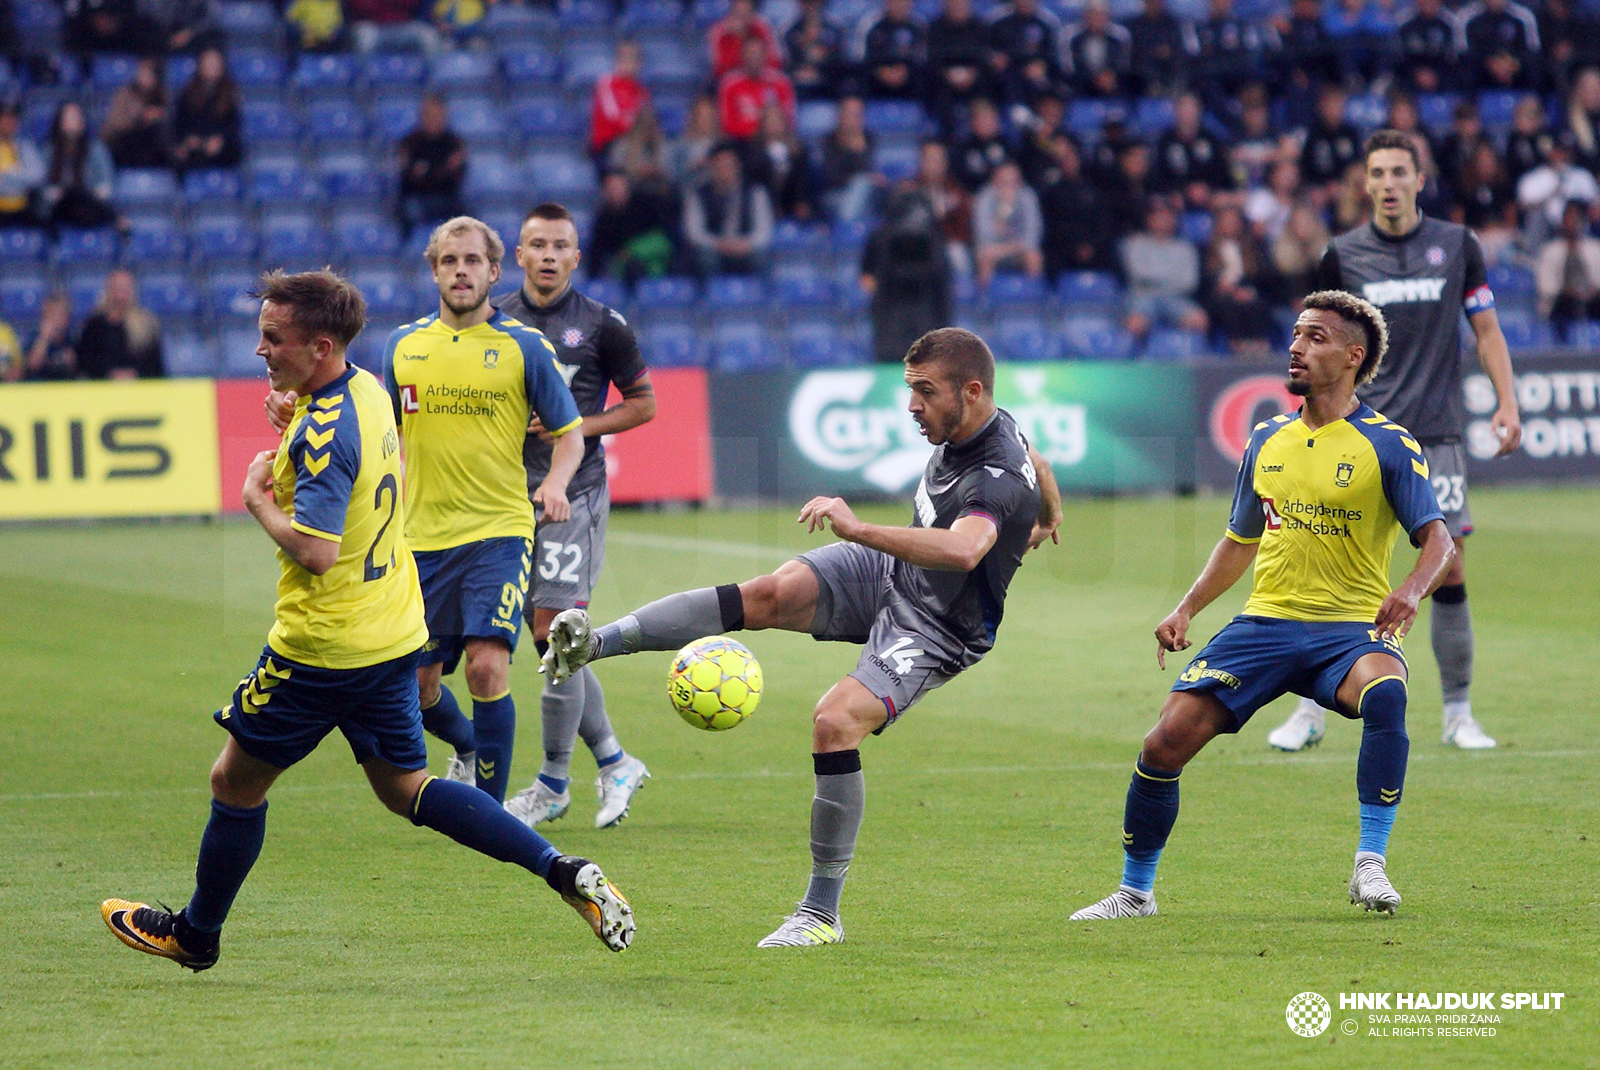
[2,486,1596,1069]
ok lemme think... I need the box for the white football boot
[1349,853,1401,914]
[1267,699,1327,752]
[504,782,571,826]
[756,908,845,948]
[541,608,597,684]
[1442,703,1496,749]
[444,751,476,784]
[594,755,650,828]
[1069,887,1158,920]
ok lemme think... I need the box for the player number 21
[539,542,583,583]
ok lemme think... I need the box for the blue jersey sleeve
[518,328,582,436]
[1226,426,1268,542]
[1377,427,1446,545]
[382,329,403,423]
[288,399,361,542]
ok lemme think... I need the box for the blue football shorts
[1170,614,1407,730]
[414,535,532,674]
[214,646,427,771]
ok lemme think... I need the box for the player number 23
[1431,475,1464,514]
[539,542,583,583]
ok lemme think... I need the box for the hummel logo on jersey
[400,384,419,414]
[1361,278,1447,306]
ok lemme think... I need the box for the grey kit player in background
[542,328,1063,948]
[1266,129,1523,754]
[497,203,660,829]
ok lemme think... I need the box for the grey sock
[595,585,740,657]
[538,669,585,787]
[802,752,865,920]
[1431,596,1473,707]
[577,666,623,763]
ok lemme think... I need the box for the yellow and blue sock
[420,687,475,756]
[1356,675,1408,856]
[184,799,268,933]
[410,776,560,878]
[1121,760,1180,895]
[471,691,515,803]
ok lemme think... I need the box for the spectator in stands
[591,40,650,163]
[608,103,674,195]
[1228,83,1281,188]
[430,0,485,47]
[41,101,120,231]
[0,99,44,228]
[1536,199,1600,331]
[820,95,880,219]
[1126,0,1189,96]
[1013,94,1065,189]
[1153,92,1233,208]
[1397,0,1462,93]
[1098,140,1152,243]
[1121,197,1208,342]
[988,0,1060,105]
[397,94,466,236]
[784,0,847,100]
[669,95,721,184]
[172,47,240,172]
[1505,93,1553,182]
[1270,200,1330,305]
[683,142,773,275]
[1274,0,1339,90]
[1245,157,1298,241]
[0,311,20,381]
[1461,0,1541,90]
[746,102,813,219]
[1299,84,1358,194]
[1517,133,1600,243]
[347,0,437,54]
[139,0,222,54]
[1539,0,1600,88]
[1062,0,1130,98]
[1202,203,1272,354]
[285,0,345,51]
[1192,0,1273,106]
[926,0,991,130]
[1452,138,1518,263]
[79,269,163,379]
[949,97,1009,192]
[860,188,951,363]
[972,160,1043,285]
[1323,0,1393,84]
[590,170,677,282]
[102,58,170,169]
[710,0,779,79]
[719,35,796,141]
[912,138,972,275]
[64,0,148,54]
[24,292,78,380]
[1569,68,1600,173]
[1332,159,1372,230]
[860,0,926,101]
[1038,133,1111,276]
[1437,98,1485,195]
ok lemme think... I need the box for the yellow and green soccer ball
[668,636,763,731]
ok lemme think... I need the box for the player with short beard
[544,328,1063,947]
[1072,290,1454,921]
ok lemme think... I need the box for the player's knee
[462,645,509,697]
[210,756,264,808]
[417,677,441,708]
[811,699,856,750]
[1358,676,1408,733]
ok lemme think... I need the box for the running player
[1072,291,1453,921]
[496,203,658,830]
[1266,129,1522,753]
[101,270,633,969]
[543,328,1063,947]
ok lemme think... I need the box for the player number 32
[539,541,584,584]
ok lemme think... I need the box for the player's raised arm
[800,497,999,571]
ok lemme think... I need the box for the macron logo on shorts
[400,384,418,414]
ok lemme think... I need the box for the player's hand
[798,496,861,539]
[1373,589,1420,641]
[263,390,296,434]
[533,482,570,523]
[1028,515,1061,550]
[242,448,277,509]
[1154,609,1192,671]
[526,414,556,443]
[1491,404,1522,456]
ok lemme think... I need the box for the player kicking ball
[543,328,1062,947]
[1072,291,1454,921]
[102,270,632,971]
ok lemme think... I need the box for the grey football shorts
[798,541,961,727]
[531,481,609,610]
[1422,442,1473,538]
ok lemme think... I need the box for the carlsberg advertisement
[710,364,1198,498]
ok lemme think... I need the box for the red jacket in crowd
[590,71,650,155]
[717,68,795,139]
[708,16,780,78]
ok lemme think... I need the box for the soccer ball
[668,636,763,731]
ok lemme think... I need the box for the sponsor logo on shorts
[1179,659,1242,688]
[491,618,516,632]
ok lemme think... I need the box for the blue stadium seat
[991,315,1057,361]
[0,277,46,322]
[1565,321,1600,347]
[1068,99,1128,141]
[20,101,54,143]
[986,273,1046,307]
[771,220,831,255]
[1499,319,1556,351]
[795,101,838,140]
[229,49,286,88]
[114,168,179,205]
[261,214,331,267]
[55,227,118,266]
[872,142,920,183]
[1142,328,1208,360]
[292,53,358,94]
[429,51,498,92]
[319,154,386,202]
[249,161,318,206]
[220,325,267,377]
[90,54,139,90]
[641,42,704,90]
[789,320,868,366]
[1132,96,1175,137]
[562,44,613,90]
[192,214,258,265]
[640,321,705,367]
[241,99,300,144]
[831,218,870,254]
[124,217,187,264]
[207,270,260,319]
[346,331,387,375]
[166,53,198,88]
[164,331,221,377]
[449,97,506,144]
[1180,210,1213,247]
[215,1,279,36]
[1477,90,1520,135]
[560,0,612,28]
[182,168,243,204]
[465,151,529,200]
[1061,315,1134,360]
[634,275,698,310]
[305,99,368,145]
[863,100,925,135]
[485,0,558,36]
[526,149,597,200]
[363,52,427,88]
[333,213,403,260]
[65,272,109,320]
[352,270,415,317]
[711,321,780,371]
[1345,93,1387,131]
[1486,264,1536,298]
[774,273,833,309]
[579,277,629,309]
[512,94,585,138]
[501,47,563,86]
[139,273,202,318]
[1056,270,1123,310]
[704,275,766,309]
[370,96,422,142]
[689,0,730,27]
[622,0,685,31]
[1417,93,1460,136]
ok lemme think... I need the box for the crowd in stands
[0,0,1598,376]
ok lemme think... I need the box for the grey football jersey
[890,408,1041,666]
[495,283,648,497]
[1317,215,1493,444]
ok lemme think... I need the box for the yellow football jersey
[266,366,428,669]
[383,310,581,552]
[1225,403,1445,623]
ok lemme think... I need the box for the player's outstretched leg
[1266,696,1327,752]
[543,583,752,682]
[1349,674,1408,914]
[1433,582,1494,748]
